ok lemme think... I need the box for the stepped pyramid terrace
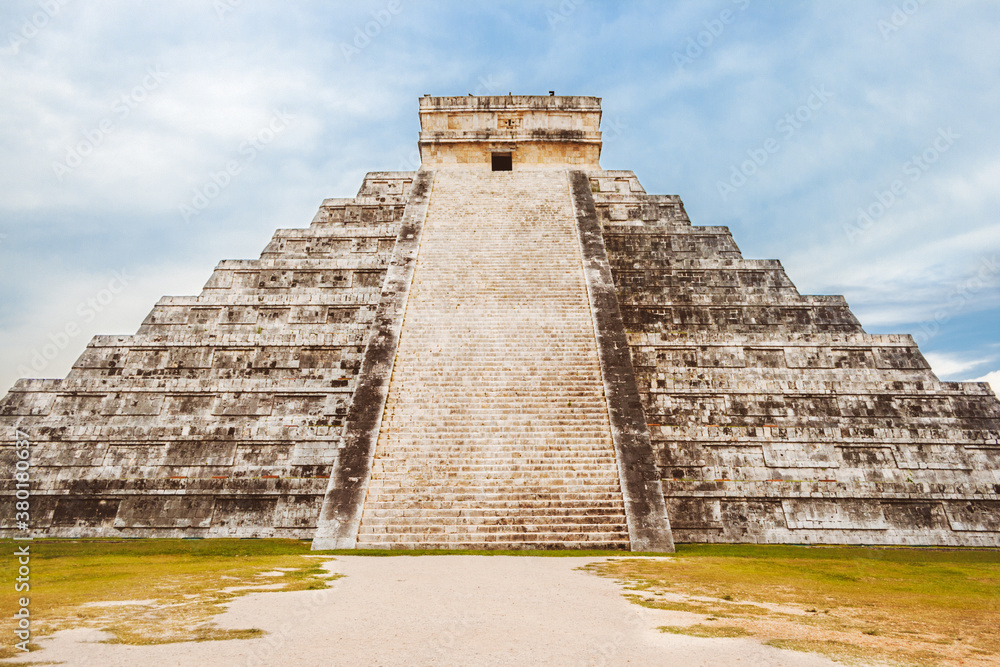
[2,94,999,550]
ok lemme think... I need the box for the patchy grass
[763,638,885,666]
[660,624,752,639]
[585,544,1000,667]
[6,539,995,665]
[0,539,340,660]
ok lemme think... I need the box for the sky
[1,0,998,396]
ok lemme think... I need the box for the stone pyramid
[2,95,998,550]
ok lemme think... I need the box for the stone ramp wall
[0,172,417,537]
[594,170,1000,546]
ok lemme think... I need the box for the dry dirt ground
[5,555,845,667]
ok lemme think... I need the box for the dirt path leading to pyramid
[7,556,843,667]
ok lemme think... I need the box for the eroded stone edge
[312,170,435,550]
[568,169,675,552]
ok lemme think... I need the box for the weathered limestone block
[0,169,419,538]
[116,496,215,529]
[782,499,889,530]
[945,501,1000,531]
[604,166,1000,546]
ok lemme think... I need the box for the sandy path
[11,556,844,666]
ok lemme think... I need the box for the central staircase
[355,169,630,549]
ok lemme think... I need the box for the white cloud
[1,2,999,400]
[970,370,1000,396]
[0,263,214,391]
[923,352,995,379]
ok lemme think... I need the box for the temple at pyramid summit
[3,94,999,550]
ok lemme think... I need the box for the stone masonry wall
[594,170,1000,546]
[4,160,998,547]
[0,172,417,537]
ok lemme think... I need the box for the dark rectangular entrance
[491,152,512,171]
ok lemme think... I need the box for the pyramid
[3,95,998,550]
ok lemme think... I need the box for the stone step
[368,480,622,490]
[366,480,623,491]
[379,420,611,427]
[376,441,613,449]
[374,464,616,475]
[352,540,630,550]
[369,465,620,474]
[357,532,628,543]
[370,472,621,480]
[384,380,604,387]
[384,391,602,397]
[373,453,617,461]
[388,370,600,375]
[388,364,601,370]
[380,405,610,413]
[385,378,604,385]
[363,499,626,511]
[389,360,601,367]
[361,516,626,528]
[381,403,609,411]
[379,432,613,438]
[385,377,605,384]
[362,507,626,519]
[372,442,618,450]
[369,463,619,473]
[373,461,619,472]
[380,420,611,426]
[359,521,627,533]
[377,422,612,429]
[372,459,618,467]
[362,490,625,502]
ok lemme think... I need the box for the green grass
[4,540,997,666]
[763,638,887,666]
[0,538,339,659]
[587,544,1000,666]
[660,624,752,639]
[0,540,632,659]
